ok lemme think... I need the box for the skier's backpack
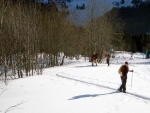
[118,65,124,74]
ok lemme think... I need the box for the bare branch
[5,101,26,113]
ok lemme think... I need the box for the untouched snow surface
[0,52,150,113]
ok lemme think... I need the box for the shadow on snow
[68,91,118,100]
[56,74,150,101]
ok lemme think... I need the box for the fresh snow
[0,52,150,113]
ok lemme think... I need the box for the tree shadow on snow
[74,65,104,68]
[74,65,93,68]
[57,74,150,101]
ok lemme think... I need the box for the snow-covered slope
[1,52,150,113]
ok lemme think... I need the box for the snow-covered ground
[0,52,150,113]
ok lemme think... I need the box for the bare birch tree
[84,0,114,60]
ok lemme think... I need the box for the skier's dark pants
[106,59,109,66]
[119,78,127,92]
[92,59,97,66]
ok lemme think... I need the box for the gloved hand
[130,70,134,72]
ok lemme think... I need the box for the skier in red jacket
[119,61,133,93]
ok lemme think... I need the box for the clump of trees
[107,2,150,52]
[0,0,122,83]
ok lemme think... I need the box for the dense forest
[0,0,150,82]
[105,2,150,52]
[0,0,115,82]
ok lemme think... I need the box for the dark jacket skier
[105,53,110,66]
[91,52,97,66]
[119,61,133,93]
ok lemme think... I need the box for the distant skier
[118,61,133,93]
[91,51,97,66]
[105,53,110,66]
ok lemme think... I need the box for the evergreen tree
[131,0,141,7]
[120,0,125,4]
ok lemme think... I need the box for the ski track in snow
[56,72,150,101]
[53,52,150,102]
[1,52,150,113]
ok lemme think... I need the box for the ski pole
[130,71,133,89]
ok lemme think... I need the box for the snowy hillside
[0,52,150,113]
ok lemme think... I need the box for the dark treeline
[0,0,117,82]
[105,2,150,52]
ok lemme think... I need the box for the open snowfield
[0,52,150,113]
